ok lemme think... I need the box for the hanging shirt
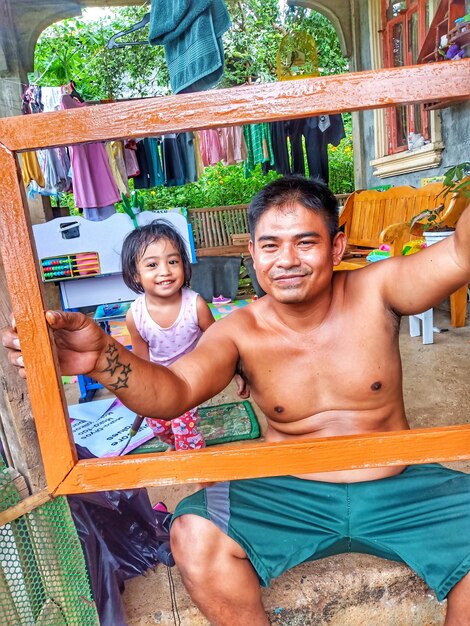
[21,151,45,187]
[177,132,198,183]
[30,148,71,196]
[123,140,140,178]
[193,131,205,178]
[134,138,164,189]
[162,134,185,186]
[105,141,129,196]
[60,95,120,209]
[199,129,223,166]
[243,123,275,175]
[41,87,62,112]
[219,126,248,165]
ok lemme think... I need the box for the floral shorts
[145,407,205,450]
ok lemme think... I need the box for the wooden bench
[187,204,250,256]
[336,183,469,327]
[187,194,351,257]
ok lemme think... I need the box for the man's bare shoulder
[333,256,404,295]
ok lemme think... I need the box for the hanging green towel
[149,0,231,94]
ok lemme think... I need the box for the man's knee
[171,514,245,578]
[171,515,218,576]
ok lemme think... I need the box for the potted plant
[410,161,470,246]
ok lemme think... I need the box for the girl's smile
[136,239,185,301]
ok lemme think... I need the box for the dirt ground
[65,302,470,624]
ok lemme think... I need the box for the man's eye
[261,243,277,249]
[298,240,315,247]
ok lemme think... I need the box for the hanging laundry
[105,141,130,196]
[123,140,140,178]
[149,0,231,94]
[162,134,185,186]
[21,151,45,188]
[243,123,275,175]
[219,127,247,166]
[41,87,62,112]
[60,95,120,216]
[270,120,291,176]
[133,138,164,189]
[38,148,71,194]
[199,129,223,167]
[290,115,345,183]
[21,85,43,115]
[269,115,346,183]
[193,132,205,178]
[176,132,199,184]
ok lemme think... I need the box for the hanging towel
[148,0,231,94]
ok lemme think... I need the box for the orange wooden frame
[0,62,469,496]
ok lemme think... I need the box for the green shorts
[173,463,470,600]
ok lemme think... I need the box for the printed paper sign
[70,398,154,457]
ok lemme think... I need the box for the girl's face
[136,238,185,299]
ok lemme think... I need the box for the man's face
[249,203,346,305]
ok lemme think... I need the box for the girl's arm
[126,308,150,361]
[196,295,216,332]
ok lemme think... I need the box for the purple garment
[60,95,120,209]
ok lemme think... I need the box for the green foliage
[33,7,169,100]
[328,114,354,194]
[441,162,470,199]
[222,0,283,86]
[39,3,354,207]
[410,162,470,231]
[221,1,348,86]
[285,8,348,76]
[128,163,281,211]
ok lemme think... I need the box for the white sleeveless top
[131,287,202,367]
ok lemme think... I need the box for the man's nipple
[371,381,382,391]
[274,406,284,413]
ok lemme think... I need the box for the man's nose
[276,244,300,267]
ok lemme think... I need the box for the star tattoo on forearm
[100,343,132,389]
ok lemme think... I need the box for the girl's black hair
[121,219,192,293]
[248,175,339,242]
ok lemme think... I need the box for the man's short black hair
[248,176,339,241]
[121,219,192,293]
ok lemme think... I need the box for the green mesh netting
[0,458,99,625]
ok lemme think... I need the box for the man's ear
[332,231,347,266]
[248,239,255,269]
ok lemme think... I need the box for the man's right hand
[1,311,109,378]
[45,310,108,376]
[1,315,26,378]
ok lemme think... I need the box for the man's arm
[125,309,150,361]
[47,311,239,419]
[375,203,470,315]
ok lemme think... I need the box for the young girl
[122,219,215,450]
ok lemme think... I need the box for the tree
[33,7,169,101]
[34,3,354,195]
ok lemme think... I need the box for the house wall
[356,0,470,189]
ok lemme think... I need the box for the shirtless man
[2,176,470,625]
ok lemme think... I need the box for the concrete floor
[68,303,470,625]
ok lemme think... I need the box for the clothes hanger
[106,12,150,50]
